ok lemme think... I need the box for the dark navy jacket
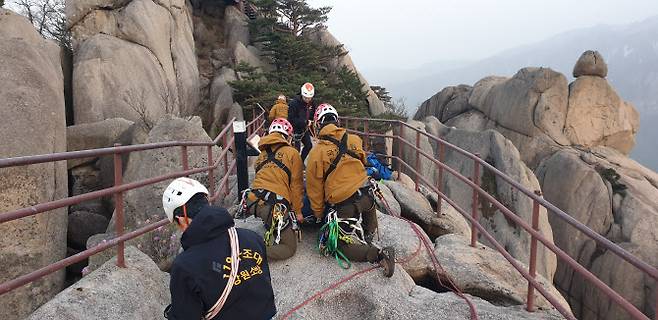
[288,95,318,134]
[167,205,276,320]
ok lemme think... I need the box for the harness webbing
[319,132,360,182]
[254,145,292,185]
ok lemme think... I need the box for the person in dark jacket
[162,177,276,320]
[288,82,318,161]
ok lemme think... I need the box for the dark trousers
[250,200,297,261]
[294,131,313,161]
[334,192,379,263]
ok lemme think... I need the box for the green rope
[319,219,352,269]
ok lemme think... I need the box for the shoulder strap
[255,145,292,185]
[319,132,360,182]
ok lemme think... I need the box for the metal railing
[0,112,266,296]
[341,116,658,320]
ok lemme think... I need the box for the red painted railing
[341,116,657,320]
[0,112,266,296]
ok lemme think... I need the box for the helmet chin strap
[177,204,191,231]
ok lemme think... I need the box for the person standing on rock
[306,104,396,277]
[268,94,289,123]
[162,177,276,320]
[288,82,318,161]
[241,118,305,260]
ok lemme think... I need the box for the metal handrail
[0,112,266,296]
[342,116,657,320]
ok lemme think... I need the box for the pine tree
[232,0,369,118]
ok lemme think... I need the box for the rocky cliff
[412,51,657,320]
[0,9,68,320]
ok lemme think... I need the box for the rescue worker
[268,94,289,123]
[243,118,304,260]
[288,82,318,161]
[306,104,396,277]
[162,177,276,320]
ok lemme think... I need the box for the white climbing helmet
[162,177,209,222]
[314,103,338,126]
[301,82,315,98]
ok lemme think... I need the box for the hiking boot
[378,246,395,278]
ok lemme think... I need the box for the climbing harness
[317,208,367,269]
[319,132,360,182]
[254,145,292,185]
[204,227,240,319]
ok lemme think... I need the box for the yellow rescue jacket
[251,133,304,214]
[306,124,368,217]
[268,101,289,122]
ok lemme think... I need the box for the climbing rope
[205,227,240,319]
[318,208,366,269]
[375,185,479,320]
[282,184,479,320]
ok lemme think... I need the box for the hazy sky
[308,0,658,71]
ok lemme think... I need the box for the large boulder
[564,76,639,154]
[210,67,237,131]
[438,128,557,281]
[70,0,200,124]
[233,41,269,72]
[384,181,470,240]
[435,234,571,314]
[0,9,68,320]
[392,120,436,184]
[536,147,658,319]
[469,67,570,145]
[72,34,176,125]
[99,116,224,269]
[235,216,563,320]
[66,118,134,168]
[414,85,473,122]
[305,27,386,115]
[224,5,249,51]
[573,50,608,78]
[26,247,170,320]
[67,211,110,250]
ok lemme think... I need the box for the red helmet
[314,103,338,126]
[269,118,293,137]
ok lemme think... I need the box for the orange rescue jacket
[306,124,368,217]
[251,133,304,214]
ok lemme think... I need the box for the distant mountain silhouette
[367,15,658,170]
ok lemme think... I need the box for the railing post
[344,118,348,131]
[222,134,229,196]
[397,123,404,172]
[234,121,249,200]
[207,145,215,203]
[470,153,481,247]
[113,143,126,268]
[181,146,189,171]
[364,120,370,152]
[437,143,445,214]
[415,130,420,192]
[527,191,542,312]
